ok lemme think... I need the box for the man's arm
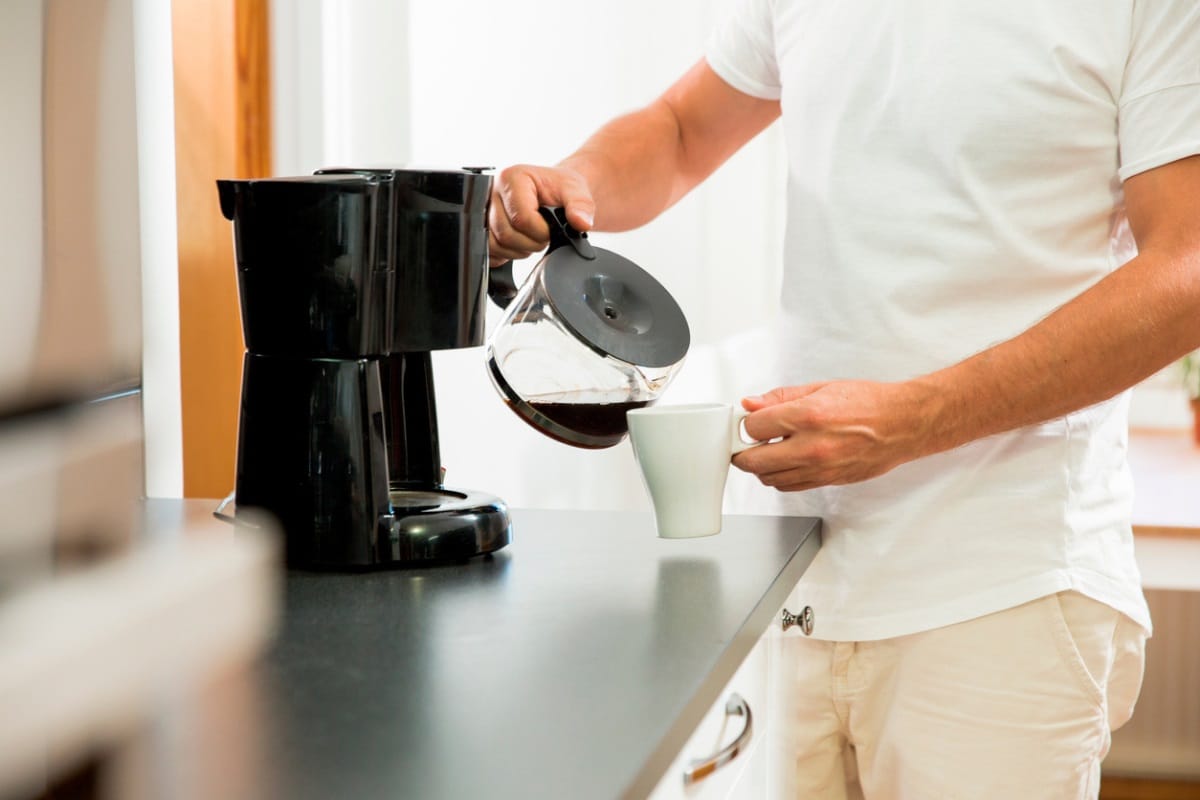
[734,155,1200,491]
[916,154,1200,449]
[488,59,780,264]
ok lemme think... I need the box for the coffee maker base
[379,488,512,565]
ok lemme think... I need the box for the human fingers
[733,444,851,491]
[558,185,595,232]
[741,383,825,412]
[499,164,597,237]
[753,459,882,491]
[739,395,821,444]
[534,164,595,232]
[489,165,598,265]
[753,466,823,492]
[731,437,811,477]
[734,432,898,490]
[490,168,548,263]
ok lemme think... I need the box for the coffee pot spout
[216,179,239,222]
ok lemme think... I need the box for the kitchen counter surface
[147,501,820,800]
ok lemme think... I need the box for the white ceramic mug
[626,403,763,539]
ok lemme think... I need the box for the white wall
[272,0,412,174]
[133,0,184,497]
[269,0,787,512]
[1131,366,1193,430]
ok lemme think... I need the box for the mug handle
[730,407,765,455]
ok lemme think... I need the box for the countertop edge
[621,517,822,799]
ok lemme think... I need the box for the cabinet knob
[781,606,814,636]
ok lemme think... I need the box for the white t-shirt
[707,0,1200,641]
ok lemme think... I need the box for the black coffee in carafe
[521,397,653,449]
[218,167,511,569]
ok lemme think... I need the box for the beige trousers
[773,592,1147,799]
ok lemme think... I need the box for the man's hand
[488,165,596,266]
[731,381,941,492]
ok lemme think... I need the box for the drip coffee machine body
[218,167,511,569]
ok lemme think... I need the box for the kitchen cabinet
[648,577,817,800]
[648,627,771,799]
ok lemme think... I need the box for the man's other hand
[731,381,940,491]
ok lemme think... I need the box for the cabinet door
[724,708,771,799]
[763,581,815,799]
[648,634,770,800]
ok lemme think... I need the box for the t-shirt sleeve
[705,0,782,100]
[1117,0,1200,182]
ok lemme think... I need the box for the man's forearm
[557,59,780,233]
[912,244,1200,456]
[733,246,1198,492]
[557,100,690,233]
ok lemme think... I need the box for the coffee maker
[217,167,511,569]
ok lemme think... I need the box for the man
[489,2,1199,797]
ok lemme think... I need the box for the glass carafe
[486,208,690,449]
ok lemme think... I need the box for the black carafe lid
[536,208,690,368]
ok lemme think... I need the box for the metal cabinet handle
[682,693,754,785]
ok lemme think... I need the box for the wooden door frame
[172,0,271,498]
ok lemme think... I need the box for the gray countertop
[146,503,820,800]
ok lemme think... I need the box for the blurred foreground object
[0,398,280,800]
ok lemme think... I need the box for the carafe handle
[487,206,596,309]
[487,261,522,310]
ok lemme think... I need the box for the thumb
[741,384,824,411]
[544,166,596,231]
[560,193,595,232]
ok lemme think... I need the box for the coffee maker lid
[539,210,690,369]
[316,166,491,214]
[217,173,375,220]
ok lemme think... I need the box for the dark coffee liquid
[525,399,651,448]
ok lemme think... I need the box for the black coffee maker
[217,167,511,568]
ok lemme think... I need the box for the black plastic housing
[235,353,391,566]
[218,167,509,569]
[217,168,493,357]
